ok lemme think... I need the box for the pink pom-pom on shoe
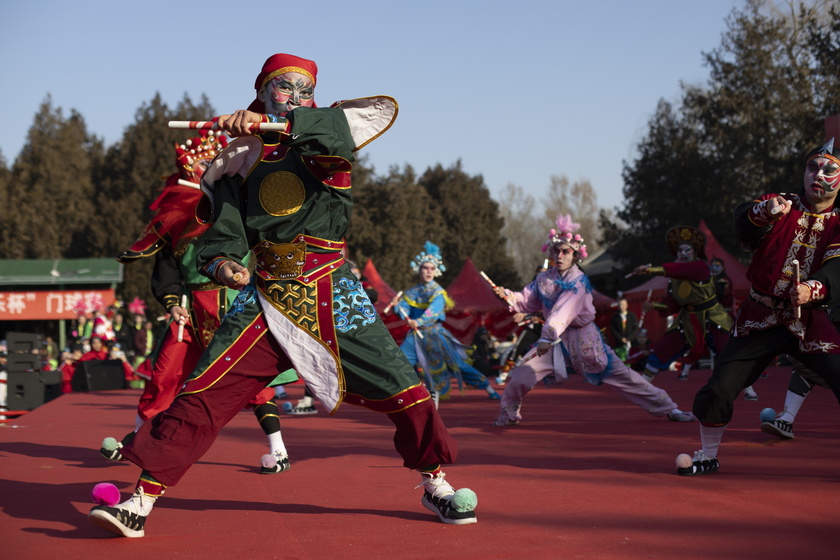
[260,454,277,469]
[91,482,121,507]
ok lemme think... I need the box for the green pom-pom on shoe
[101,437,119,451]
[450,488,477,512]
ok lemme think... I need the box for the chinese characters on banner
[0,290,116,320]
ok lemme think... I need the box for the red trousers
[121,331,457,487]
[136,321,275,424]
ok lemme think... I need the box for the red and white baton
[168,120,288,132]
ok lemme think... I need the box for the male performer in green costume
[87,53,477,538]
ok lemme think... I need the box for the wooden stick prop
[168,120,288,132]
[177,295,188,342]
[479,271,498,288]
[514,338,562,367]
[637,289,654,328]
[481,270,511,304]
[382,291,403,315]
[792,259,801,319]
[394,305,423,339]
[625,264,651,279]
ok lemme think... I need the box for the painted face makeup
[804,156,840,198]
[676,243,695,263]
[259,72,315,116]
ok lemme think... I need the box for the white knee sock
[700,424,727,459]
[268,431,287,456]
[779,391,807,423]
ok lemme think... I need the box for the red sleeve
[662,260,710,282]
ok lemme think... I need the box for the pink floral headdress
[541,214,588,260]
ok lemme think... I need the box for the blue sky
[0,0,738,212]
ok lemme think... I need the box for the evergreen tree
[610,0,840,270]
[350,162,448,289]
[95,93,216,309]
[418,161,519,289]
[350,160,519,290]
[4,96,101,259]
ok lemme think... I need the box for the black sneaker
[677,451,720,476]
[99,443,125,462]
[761,419,794,439]
[88,504,147,538]
[260,453,291,474]
[287,405,317,415]
[99,432,134,462]
[421,491,477,525]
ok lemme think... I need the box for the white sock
[700,424,727,459]
[299,396,313,408]
[125,489,158,516]
[778,391,806,423]
[134,413,145,432]
[268,431,287,456]
[485,385,497,395]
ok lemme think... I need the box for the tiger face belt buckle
[256,239,306,279]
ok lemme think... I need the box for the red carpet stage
[1,366,838,559]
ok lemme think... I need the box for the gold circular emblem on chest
[676,280,692,299]
[259,171,305,216]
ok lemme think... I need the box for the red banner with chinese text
[0,290,117,320]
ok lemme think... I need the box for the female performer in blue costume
[393,242,500,404]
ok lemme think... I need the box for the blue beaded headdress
[410,241,446,277]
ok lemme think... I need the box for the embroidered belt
[749,288,789,310]
[682,297,718,313]
[186,281,225,291]
[254,235,345,285]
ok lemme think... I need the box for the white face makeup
[419,262,437,283]
[549,244,576,272]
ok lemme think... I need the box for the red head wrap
[247,53,318,112]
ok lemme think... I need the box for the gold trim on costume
[261,66,316,89]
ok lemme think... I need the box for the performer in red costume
[87,53,476,539]
[677,138,840,475]
[101,129,296,476]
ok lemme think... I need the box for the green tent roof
[0,259,123,286]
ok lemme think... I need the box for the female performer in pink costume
[492,215,693,426]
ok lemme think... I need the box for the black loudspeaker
[5,371,63,411]
[72,360,126,392]
[7,353,43,373]
[6,332,44,353]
